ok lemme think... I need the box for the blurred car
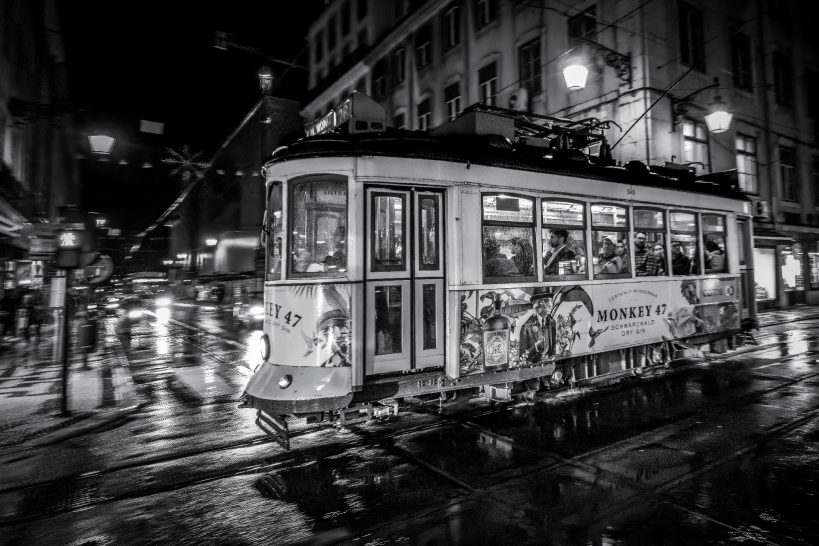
[232,291,264,328]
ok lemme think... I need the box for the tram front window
[289,176,348,276]
[267,182,283,279]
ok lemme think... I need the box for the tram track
[2,313,817,530]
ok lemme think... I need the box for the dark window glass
[731,32,753,91]
[519,38,542,96]
[372,194,405,271]
[475,0,497,29]
[773,51,794,107]
[419,195,440,269]
[478,61,497,105]
[679,2,705,72]
[341,1,350,34]
[314,30,324,62]
[393,47,406,84]
[445,82,462,121]
[373,59,387,100]
[808,69,819,119]
[670,212,699,275]
[415,24,432,68]
[443,4,461,50]
[358,0,368,20]
[780,146,798,201]
[327,16,337,50]
[393,112,406,129]
[267,182,283,279]
[568,7,596,46]
[375,285,402,355]
[417,98,431,130]
[422,284,436,349]
[736,134,759,194]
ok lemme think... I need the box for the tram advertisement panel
[264,284,352,367]
[458,278,739,376]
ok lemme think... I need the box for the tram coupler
[336,401,399,426]
[256,410,290,451]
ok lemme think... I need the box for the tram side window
[542,200,586,278]
[670,211,699,275]
[634,208,667,276]
[482,194,536,283]
[289,177,348,276]
[267,182,283,279]
[702,213,727,273]
[592,204,629,277]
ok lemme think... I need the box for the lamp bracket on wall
[577,37,632,85]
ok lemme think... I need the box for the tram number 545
[626,186,637,196]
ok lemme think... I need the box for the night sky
[57,0,324,231]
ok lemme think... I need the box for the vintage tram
[241,93,755,446]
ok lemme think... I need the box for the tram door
[365,188,445,375]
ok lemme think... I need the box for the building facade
[304,0,819,309]
[0,0,79,292]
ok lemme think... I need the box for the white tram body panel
[243,105,753,419]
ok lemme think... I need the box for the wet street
[1,305,818,545]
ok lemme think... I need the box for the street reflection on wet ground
[1,308,818,545]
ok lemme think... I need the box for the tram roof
[267,108,745,202]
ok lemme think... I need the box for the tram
[241,92,755,446]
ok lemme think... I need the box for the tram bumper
[241,362,353,414]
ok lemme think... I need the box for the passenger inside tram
[671,241,692,275]
[704,238,725,273]
[543,228,576,276]
[595,237,623,274]
[484,234,520,277]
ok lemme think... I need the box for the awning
[753,225,795,245]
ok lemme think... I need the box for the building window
[445,82,462,121]
[393,112,407,130]
[679,2,705,72]
[735,134,758,194]
[780,146,798,202]
[568,7,596,46]
[773,51,794,107]
[443,4,461,50]
[478,62,497,106]
[415,24,432,69]
[482,194,536,282]
[314,30,324,62]
[357,29,368,48]
[683,119,709,173]
[373,59,387,100]
[475,0,497,29]
[327,16,337,50]
[393,47,406,84]
[417,98,431,131]
[358,0,368,20]
[341,1,350,34]
[731,31,752,91]
[518,38,542,97]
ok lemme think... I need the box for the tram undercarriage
[243,332,744,451]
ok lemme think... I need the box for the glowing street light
[88,134,116,154]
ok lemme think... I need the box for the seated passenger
[705,239,725,273]
[543,229,576,276]
[671,241,692,275]
[484,237,519,278]
[596,237,623,274]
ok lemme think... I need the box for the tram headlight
[278,374,292,389]
[259,333,271,361]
